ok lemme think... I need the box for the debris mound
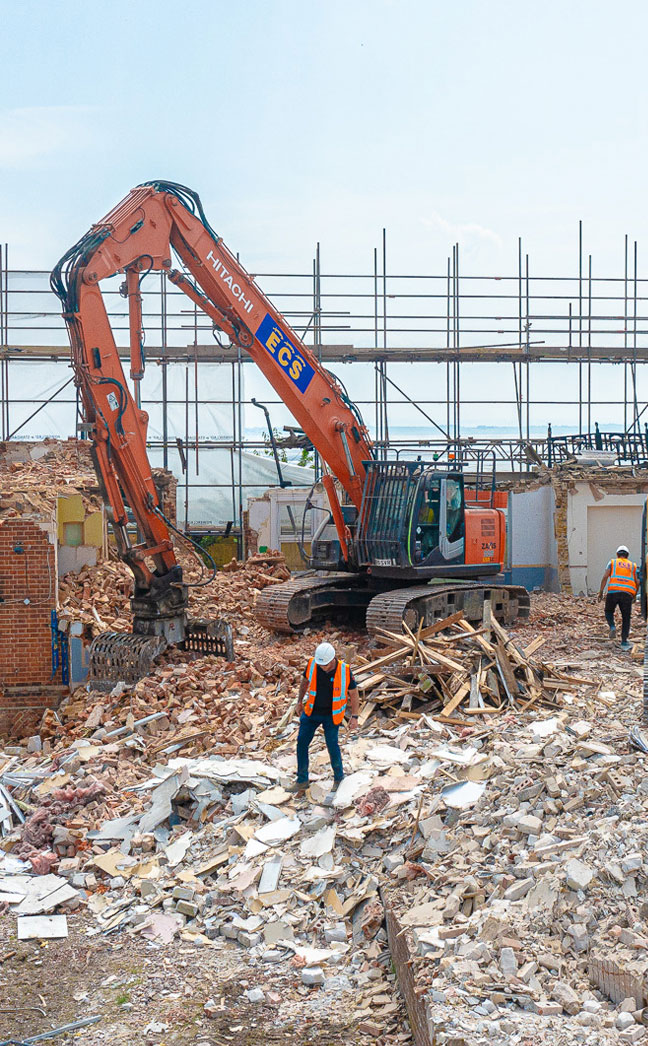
[354,611,596,721]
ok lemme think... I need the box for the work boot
[620,641,632,651]
[285,780,309,793]
[331,777,345,792]
[609,626,616,639]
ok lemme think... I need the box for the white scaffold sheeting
[147,446,314,526]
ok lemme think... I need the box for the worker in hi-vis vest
[598,544,639,651]
[287,642,360,794]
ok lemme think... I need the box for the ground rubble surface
[1,583,647,1045]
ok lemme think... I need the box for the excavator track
[256,574,530,636]
[255,573,371,633]
[366,582,530,637]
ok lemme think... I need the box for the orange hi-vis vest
[304,658,350,725]
[608,557,638,596]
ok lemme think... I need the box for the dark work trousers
[605,591,633,643]
[296,713,344,783]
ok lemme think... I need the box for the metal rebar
[525,252,530,441]
[623,233,629,432]
[374,246,380,443]
[446,256,451,438]
[382,228,389,448]
[184,362,189,528]
[587,254,592,435]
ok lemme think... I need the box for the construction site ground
[2,547,647,1046]
[0,912,389,1045]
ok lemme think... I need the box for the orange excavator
[51,181,529,682]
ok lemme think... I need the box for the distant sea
[246,422,622,442]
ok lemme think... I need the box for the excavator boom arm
[51,182,373,596]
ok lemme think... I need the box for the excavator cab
[354,461,480,579]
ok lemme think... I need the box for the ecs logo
[256,314,315,393]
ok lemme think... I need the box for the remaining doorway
[586,504,642,594]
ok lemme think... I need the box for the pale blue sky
[2,0,648,435]
[2,0,648,274]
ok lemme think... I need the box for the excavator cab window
[412,476,441,563]
[444,478,464,543]
[410,472,465,566]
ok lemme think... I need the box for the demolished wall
[0,515,65,736]
[548,465,648,595]
[508,464,648,596]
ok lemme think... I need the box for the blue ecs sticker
[255,313,315,393]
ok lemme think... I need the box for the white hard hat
[617,545,630,555]
[314,642,335,665]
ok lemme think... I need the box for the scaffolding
[1,222,648,533]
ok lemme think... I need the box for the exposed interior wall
[586,504,642,593]
[506,483,560,592]
[56,493,106,577]
[247,487,323,569]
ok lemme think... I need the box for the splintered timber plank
[468,672,480,710]
[408,610,465,639]
[490,617,529,669]
[355,646,412,678]
[549,672,598,687]
[405,619,424,666]
[523,635,547,658]
[417,645,465,674]
[457,618,497,656]
[441,680,471,716]
[377,629,466,673]
[486,668,501,698]
[358,673,389,692]
[495,637,522,696]
[358,700,376,726]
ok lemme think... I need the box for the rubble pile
[384,688,648,1043]
[0,720,430,1037]
[3,531,648,1043]
[43,647,304,759]
[355,612,592,721]
[2,626,648,1043]
[0,439,99,518]
[57,549,291,638]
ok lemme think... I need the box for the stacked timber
[354,610,596,723]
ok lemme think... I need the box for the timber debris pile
[354,612,593,722]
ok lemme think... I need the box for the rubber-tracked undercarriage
[255,573,530,636]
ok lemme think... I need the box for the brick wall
[152,469,178,528]
[0,517,64,738]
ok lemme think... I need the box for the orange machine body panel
[465,489,508,510]
[464,506,507,567]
